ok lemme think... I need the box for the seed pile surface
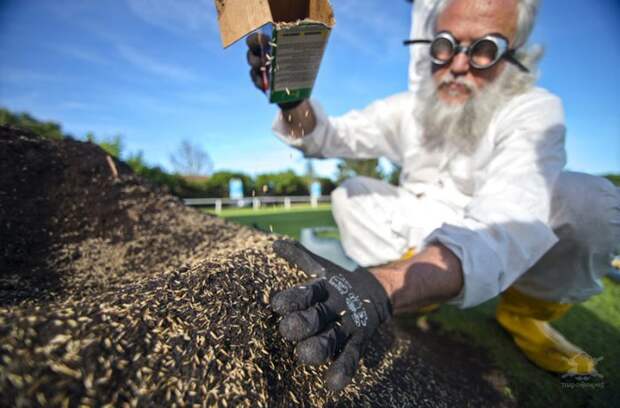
[0,126,512,407]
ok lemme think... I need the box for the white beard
[415,55,540,154]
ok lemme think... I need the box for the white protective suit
[272,3,620,309]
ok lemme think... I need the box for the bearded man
[246,0,620,391]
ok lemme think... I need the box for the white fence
[183,195,331,212]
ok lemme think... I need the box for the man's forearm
[280,100,317,138]
[370,244,464,314]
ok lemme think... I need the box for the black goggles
[404,31,529,73]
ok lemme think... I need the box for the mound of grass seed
[0,126,512,407]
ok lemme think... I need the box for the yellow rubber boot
[401,247,416,261]
[401,247,439,314]
[496,287,595,375]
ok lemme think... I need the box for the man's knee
[330,177,405,266]
[330,176,387,225]
[332,176,377,199]
[552,171,620,248]
[330,185,347,226]
[515,172,619,303]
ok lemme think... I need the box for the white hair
[513,0,540,48]
[425,0,541,48]
[412,0,545,153]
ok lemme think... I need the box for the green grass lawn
[212,204,335,240]
[213,205,620,407]
[427,283,620,407]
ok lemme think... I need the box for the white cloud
[0,68,59,84]
[0,91,43,112]
[116,44,198,82]
[43,0,97,20]
[179,90,226,106]
[330,0,410,60]
[51,45,110,66]
[57,101,101,111]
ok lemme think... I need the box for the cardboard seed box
[215,0,335,104]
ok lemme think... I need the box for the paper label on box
[270,23,330,104]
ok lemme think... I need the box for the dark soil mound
[0,125,513,407]
[0,125,243,304]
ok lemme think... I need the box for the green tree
[315,177,337,196]
[388,165,402,186]
[204,171,254,198]
[255,170,308,196]
[301,159,337,195]
[169,140,214,176]
[126,151,203,197]
[336,159,383,183]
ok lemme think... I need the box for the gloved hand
[246,33,305,110]
[270,239,392,391]
[246,32,271,93]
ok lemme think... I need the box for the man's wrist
[279,99,315,138]
[368,244,464,314]
[369,266,401,304]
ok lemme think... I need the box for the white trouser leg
[331,177,406,266]
[514,171,620,303]
[331,176,461,267]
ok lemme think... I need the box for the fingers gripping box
[215,0,335,104]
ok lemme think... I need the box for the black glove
[270,239,392,391]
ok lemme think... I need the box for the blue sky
[0,0,618,178]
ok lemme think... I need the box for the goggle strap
[504,50,530,73]
[403,39,432,46]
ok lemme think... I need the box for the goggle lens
[470,40,499,68]
[430,37,455,63]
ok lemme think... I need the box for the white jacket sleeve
[272,93,411,164]
[423,92,568,308]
